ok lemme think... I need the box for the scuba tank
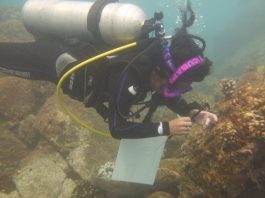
[22,0,147,46]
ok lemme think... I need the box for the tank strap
[87,0,118,47]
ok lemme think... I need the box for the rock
[22,139,72,176]
[0,192,8,198]
[90,161,153,197]
[91,176,152,198]
[58,179,77,198]
[67,140,117,181]
[163,137,186,159]
[0,77,55,122]
[0,191,21,198]
[17,114,40,148]
[155,168,181,185]
[67,144,92,180]
[153,168,180,197]
[14,158,67,198]
[147,191,175,198]
[72,181,105,198]
[84,159,181,198]
[159,158,184,173]
[159,158,206,198]
[0,126,29,193]
[0,77,36,121]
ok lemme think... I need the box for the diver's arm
[108,68,170,139]
[166,97,218,128]
[109,104,170,139]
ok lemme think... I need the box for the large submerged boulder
[0,74,119,197]
[14,158,68,198]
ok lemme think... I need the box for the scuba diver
[0,0,218,139]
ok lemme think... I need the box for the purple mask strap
[169,55,204,85]
[162,45,175,72]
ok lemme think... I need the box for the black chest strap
[143,93,164,123]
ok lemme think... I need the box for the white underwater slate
[112,136,168,185]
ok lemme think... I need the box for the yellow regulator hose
[56,42,137,137]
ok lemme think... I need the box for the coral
[181,65,265,198]
[220,79,237,99]
[96,162,115,180]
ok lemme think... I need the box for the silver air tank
[22,0,146,45]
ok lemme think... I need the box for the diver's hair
[169,0,212,82]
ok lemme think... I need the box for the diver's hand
[169,117,192,135]
[191,110,218,128]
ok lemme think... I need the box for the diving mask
[162,44,205,97]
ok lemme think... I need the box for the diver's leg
[0,40,86,101]
[0,40,64,82]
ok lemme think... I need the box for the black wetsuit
[0,40,197,139]
[0,40,62,82]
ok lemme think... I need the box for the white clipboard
[112,136,167,185]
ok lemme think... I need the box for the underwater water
[0,0,265,198]
[0,0,25,8]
